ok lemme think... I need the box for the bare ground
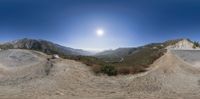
[0,49,199,99]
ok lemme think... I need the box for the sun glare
[96,29,104,36]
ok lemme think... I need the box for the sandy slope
[0,49,199,99]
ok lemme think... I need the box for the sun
[96,29,104,36]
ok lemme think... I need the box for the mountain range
[0,38,198,67]
[0,38,198,75]
[0,38,93,56]
[95,38,195,62]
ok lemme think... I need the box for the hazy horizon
[0,0,200,51]
[0,37,193,52]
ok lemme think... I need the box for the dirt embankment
[0,49,199,99]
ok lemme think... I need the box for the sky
[0,0,200,51]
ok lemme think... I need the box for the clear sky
[0,0,200,51]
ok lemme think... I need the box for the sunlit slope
[127,50,200,98]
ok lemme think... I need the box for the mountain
[95,48,137,62]
[0,38,93,56]
[95,38,196,64]
[90,38,198,75]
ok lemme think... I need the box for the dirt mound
[127,50,200,98]
[0,49,43,67]
[0,49,200,99]
[0,49,51,85]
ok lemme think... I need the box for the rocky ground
[0,49,199,99]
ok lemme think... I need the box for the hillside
[95,39,186,62]
[0,38,93,56]
[92,38,197,75]
[95,48,137,62]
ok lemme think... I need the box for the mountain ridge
[0,38,94,56]
[0,38,199,75]
[95,38,194,62]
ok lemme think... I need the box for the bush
[117,67,131,74]
[101,65,117,76]
[193,41,200,49]
[92,64,101,74]
[117,66,147,75]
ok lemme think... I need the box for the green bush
[193,41,200,49]
[101,65,117,76]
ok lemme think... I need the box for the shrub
[92,64,101,74]
[101,65,117,76]
[117,66,147,75]
[193,41,200,49]
[117,67,131,74]
[193,45,196,49]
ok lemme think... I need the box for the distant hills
[0,38,93,56]
[95,48,137,62]
[0,38,198,75]
[95,38,194,63]
[0,38,196,60]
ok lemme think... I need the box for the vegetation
[100,65,117,76]
[118,45,166,67]
[82,39,181,76]
[117,66,146,74]
[62,42,167,76]
[0,44,14,49]
[193,41,200,49]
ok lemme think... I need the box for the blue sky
[0,0,200,51]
